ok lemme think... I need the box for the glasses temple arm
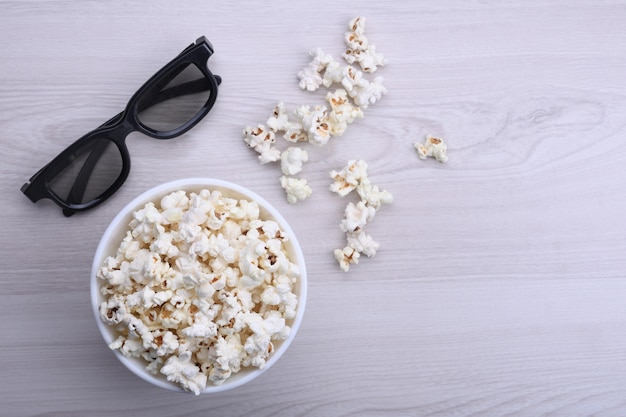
[137,75,221,114]
[62,138,113,216]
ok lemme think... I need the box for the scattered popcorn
[243,16,389,207]
[329,161,393,209]
[242,17,395,271]
[343,17,387,73]
[415,134,448,163]
[297,20,387,99]
[344,44,387,74]
[267,102,292,132]
[280,147,309,176]
[279,176,312,204]
[326,89,363,136]
[329,159,369,197]
[295,105,331,146]
[297,48,335,91]
[346,75,387,109]
[243,125,281,164]
[356,178,394,210]
[282,124,309,144]
[321,60,345,88]
[334,246,360,272]
[340,201,376,233]
[346,230,380,258]
[321,61,387,109]
[330,160,393,271]
[259,149,281,165]
[242,124,275,151]
[97,189,301,394]
[267,102,307,143]
[344,17,368,49]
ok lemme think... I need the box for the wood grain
[2,1,626,416]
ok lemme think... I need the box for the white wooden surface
[2,1,626,416]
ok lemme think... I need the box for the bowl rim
[90,177,307,394]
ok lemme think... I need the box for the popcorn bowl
[91,178,307,394]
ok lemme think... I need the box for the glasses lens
[47,136,124,206]
[136,63,212,132]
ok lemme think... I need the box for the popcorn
[261,285,282,306]
[340,201,376,233]
[334,246,360,272]
[345,74,387,109]
[297,48,335,91]
[280,147,309,176]
[356,178,394,210]
[344,17,368,49]
[266,103,307,143]
[329,159,369,197]
[243,125,281,164]
[116,336,144,357]
[322,60,345,88]
[344,44,387,74]
[415,134,449,163]
[150,231,179,258]
[100,295,128,325]
[330,160,393,270]
[208,335,245,385]
[326,89,363,136]
[343,17,387,73]
[244,16,390,208]
[283,124,309,144]
[156,331,179,356]
[295,105,331,146]
[241,311,289,369]
[97,189,300,394]
[326,89,363,122]
[181,313,218,338]
[279,176,312,204]
[241,17,394,269]
[267,102,291,132]
[273,276,299,319]
[346,230,379,258]
[126,286,172,310]
[160,195,187,225]
[160,351,207,396]
[323,62,387,109]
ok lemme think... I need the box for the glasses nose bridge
[105,112,138,143]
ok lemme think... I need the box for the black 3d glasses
[21,36,221,216]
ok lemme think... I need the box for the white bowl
[91,178,307,394]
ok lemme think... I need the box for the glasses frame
[21,36,221,217]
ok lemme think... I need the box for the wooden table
[2,1,626,416]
